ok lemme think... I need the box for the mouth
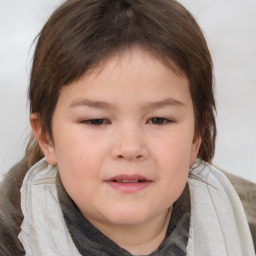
[105,175,152,193]
[111,179,149,183]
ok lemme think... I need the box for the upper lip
[105,174,152,182]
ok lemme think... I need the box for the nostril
[117,154,143,160]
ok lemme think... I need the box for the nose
[110,125,149,161]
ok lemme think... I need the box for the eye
[81,119,110,125]
[148,117,172,125]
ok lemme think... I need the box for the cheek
[56,139,104,177]
[157,142,189,205]
[152,130,194,167]
[52,133,107,200]
[53,122,105,164]
[150,130,193,192]
[56,138,105,207]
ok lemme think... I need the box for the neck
[86,207,172,255]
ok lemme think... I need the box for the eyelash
[80,117,173,126]
[147,117,173,125]
[80,119,110,125]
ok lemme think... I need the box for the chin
[105,208,154,226]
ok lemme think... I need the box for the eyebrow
[142,98,185,110]
[69,98,112,109]
[69,97,185,110]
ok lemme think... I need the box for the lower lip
[106,181,151,193]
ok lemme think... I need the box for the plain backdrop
[0,0,256,182]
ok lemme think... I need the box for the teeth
[115,179,143,183]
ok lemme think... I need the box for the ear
[189,135,201,167]
[30,113,57,165]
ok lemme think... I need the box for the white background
[0,0,256,182]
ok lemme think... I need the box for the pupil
[153,118,163,124]
[91,119,103,125]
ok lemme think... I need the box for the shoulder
[0,159,28,255]
[188,161,255,254]
[218,167,256,250]
[190,160,256,250]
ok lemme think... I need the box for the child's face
[37,48,200,229]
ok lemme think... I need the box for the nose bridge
[112,122,148,161]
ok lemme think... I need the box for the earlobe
[189,136,201,167]
[30,113,57,165]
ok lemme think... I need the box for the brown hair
[26,0,216,167]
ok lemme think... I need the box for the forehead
[58,48,191,109]
[87,47,185,81]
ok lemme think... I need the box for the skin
[31,48,201,255]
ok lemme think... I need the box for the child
[0,0,255,255]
